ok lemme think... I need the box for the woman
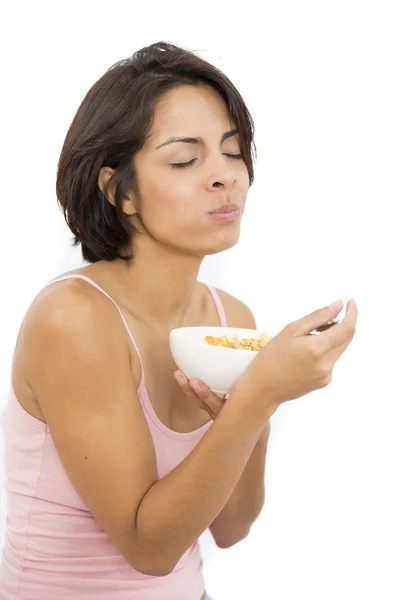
[0,41,357,600]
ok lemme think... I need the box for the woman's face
[130,84,250,257]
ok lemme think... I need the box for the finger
[174,371,226,418]
[290,300,344,337]
[186,379,222,420]
[188,379,226,413]
[174,370,196,397]
[317,299,358,355]
[319,335,353,378]
[191,396,218,420]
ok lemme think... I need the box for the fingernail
[174,371,185,386]
[190,380,202,392]
[328,300,342,311]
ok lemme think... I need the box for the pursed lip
[209,203,240,214]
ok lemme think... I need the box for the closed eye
[171,153,243,169]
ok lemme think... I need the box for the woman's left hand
[174,370,227,420]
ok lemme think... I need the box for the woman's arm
[206,289,270,545]
[208,420,270,547]
[24,282,276,577]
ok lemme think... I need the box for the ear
[98,167,137,216]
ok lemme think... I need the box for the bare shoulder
[20,277,131,387]
[24,276,122,337]
[212,287,257,329]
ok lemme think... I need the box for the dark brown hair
[56,41,257,263]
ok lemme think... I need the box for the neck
[104,238,204,332]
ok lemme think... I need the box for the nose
[205,163,238,191]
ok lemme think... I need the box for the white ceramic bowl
[169,326,276,395]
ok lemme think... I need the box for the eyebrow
[155,129,239,150]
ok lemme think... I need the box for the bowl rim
[170,325,272,335]
[169,326,275,356]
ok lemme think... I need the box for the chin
[201,230,241,256]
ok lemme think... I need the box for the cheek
[238,165,250,191]
[144,177,198,217]
[139,182,198,235]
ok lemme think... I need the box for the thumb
[291,299,343,337]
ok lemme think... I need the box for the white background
[1,1,399,598]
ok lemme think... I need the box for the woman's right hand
[232,299,358,416]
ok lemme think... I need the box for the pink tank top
[0,275,227,600]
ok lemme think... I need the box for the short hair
[56,41,257,263]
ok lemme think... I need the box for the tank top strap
[44,274,145,389]
[206,285,228,327]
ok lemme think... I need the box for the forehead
[148,85,235,144]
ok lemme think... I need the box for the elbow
[215,527,251,549]
[131,557,172,578]
[128,544,172,577]
[128,529,172,577]
[145,566,172,578]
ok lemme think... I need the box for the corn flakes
[205,332,272,351]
